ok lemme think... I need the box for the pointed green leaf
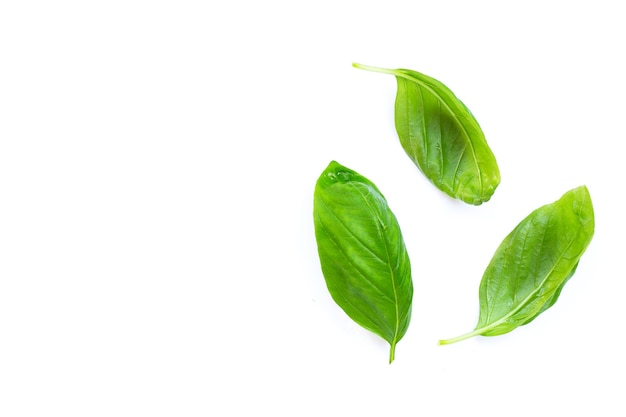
[440,186,594,344]
[314,161,413,363]
[353,63,500,205]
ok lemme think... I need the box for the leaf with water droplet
[314,161,413,363]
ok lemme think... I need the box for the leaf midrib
[477,219,579,336]
[348,182,402,348]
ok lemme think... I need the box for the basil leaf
[314,161,413,363]
[439,186,594,345]
[353,63,500,205]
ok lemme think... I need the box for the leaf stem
[389,342,396,364]
[438,328,485,345]
[352,62,398,76]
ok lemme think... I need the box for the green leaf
[313,161,413,363]
[439,186,594,345]
[353,63,500,205]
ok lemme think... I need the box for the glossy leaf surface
[440,186,594,344]
[314,161,412,363]
[353,63,500,205]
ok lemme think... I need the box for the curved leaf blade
[440,186,594,344]
[314,161,413,363]
[353,63,500,205]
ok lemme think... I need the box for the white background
[1,1,624,415]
